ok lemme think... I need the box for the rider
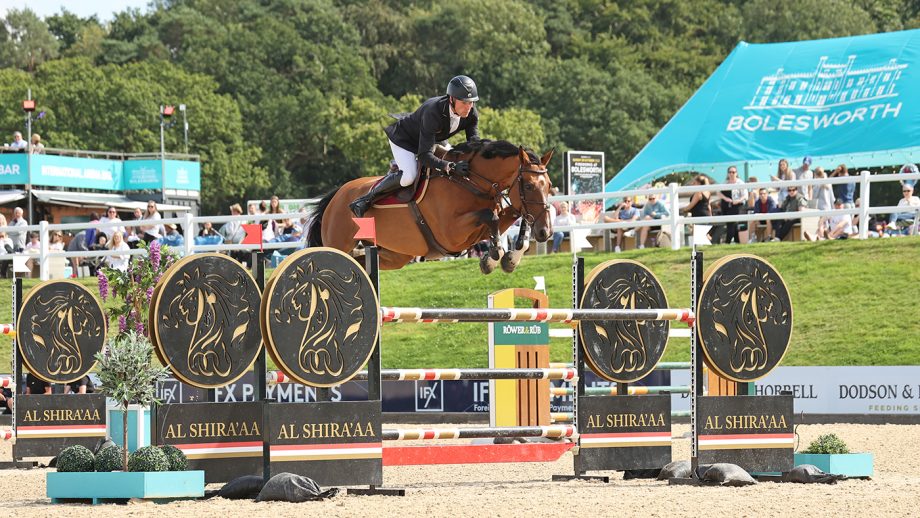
[349,75,481,217]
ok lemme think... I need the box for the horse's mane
[449,139,539,163]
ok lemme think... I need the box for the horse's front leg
[477,209,504,275]
[501,221,530,273]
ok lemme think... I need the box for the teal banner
[32,154,123,190]
[166,160,201,191]
[610,29,920,190]
[0,153,29,184]
[0,154,199,192]
[123,160,160,190]
[124,160,201,191]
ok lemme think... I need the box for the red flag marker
[242,223,263,251]
[353,217,377,246]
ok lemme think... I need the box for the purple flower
[118,315,127,333]
[149,240,161,271]
[136,320,145,336]
[97,270,109,301]
[146,286,154,301]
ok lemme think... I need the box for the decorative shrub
[57,445,95,472]
[127,445,171,472]
[802,433,851,454]
[94,445,126,472]
[95,331,170,471]
[159,444,189,471]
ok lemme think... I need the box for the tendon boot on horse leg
[349,171,403,217]
[479,243,504,274]
[501,222,530,273]
[479,210,504,275]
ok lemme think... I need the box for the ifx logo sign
[415,380,444,412]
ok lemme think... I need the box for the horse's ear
[518,146,529,163]
[541,148,555,166]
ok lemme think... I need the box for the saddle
[371,145,450,208]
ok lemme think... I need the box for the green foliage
[57,445,95,472]
[128,445,171,472]
[94,330,170,472]
[94,444,126,472]
[0,8,60,71]
[159,444,189,471]
[741,0,875,43]
[94,331,169,410]
[4,0,911,203]
[802,433,851,454]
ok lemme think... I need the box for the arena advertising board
[151,366,920,418]
[565,150,604,222]
[577,395,671,471]
[0,154,200,191]
[670,366,920,416]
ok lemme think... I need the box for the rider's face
[452,98,474,118]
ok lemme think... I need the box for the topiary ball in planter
[159,444,188,471]
[57,445,95,472]
[94,445,126,472]
[128,445,170,472]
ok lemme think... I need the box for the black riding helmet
[447,75,479,102]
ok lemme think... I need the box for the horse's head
[509,147,554,242]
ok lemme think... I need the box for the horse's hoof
[489,246,503,262]
[500,249,523,273]
[480,253,498,274]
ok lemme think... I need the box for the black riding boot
[349,171,404,217]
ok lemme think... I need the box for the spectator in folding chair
[87,233,109,276]
[105,231,131,272]
[825,199,854,240]
[749,187,776,242]
[638,193,670,249]
[66,229,90,277]
[551,202,576,253]
[772,186,808,241]
[604,196,640,253]
[887,184,920,236]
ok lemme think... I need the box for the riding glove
[449,161,470,177]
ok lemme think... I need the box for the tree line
[1,0,917,213]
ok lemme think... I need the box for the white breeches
[390,140,419,187]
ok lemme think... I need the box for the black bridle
[435,153,551,225]
[512,162,551,226]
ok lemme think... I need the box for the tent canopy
[608,29,920,191]
[31,189,192,212]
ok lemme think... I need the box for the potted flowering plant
[46,241,204,503]
[95,240,179,452]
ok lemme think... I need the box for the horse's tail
[307,187,340,248]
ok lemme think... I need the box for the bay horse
[308,140,554,273]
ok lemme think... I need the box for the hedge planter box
[47,471,205,504]
[794,453,874,478]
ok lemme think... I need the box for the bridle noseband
[513,162,550,226]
